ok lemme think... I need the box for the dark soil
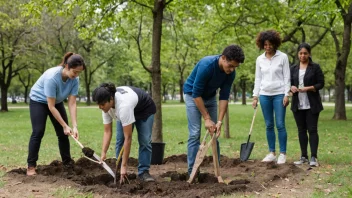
[82,147,95,158]
[4,154,305,198]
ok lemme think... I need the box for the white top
[298,69,310,109]
[253,50,290,97]
[102,86,138,126]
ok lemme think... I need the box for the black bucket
[151,142,166,165]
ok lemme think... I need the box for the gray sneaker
[309,157,319,167]
[138,171,155,182]
[294,157,308,165]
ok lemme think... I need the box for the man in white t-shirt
[92,83,156,183]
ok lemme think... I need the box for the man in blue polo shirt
[183,44,245,175]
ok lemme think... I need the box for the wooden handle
[248,108,258,136]
[71,135,84,148]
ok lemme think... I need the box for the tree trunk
[332,1,352,120]
[223,107,230,139]
[179,78,184,103]
[151,0,165,143]
[347,85,352,102]
[0,86,8,112]
[24,86,29,104]
[162,84,167,103]
[240,78,247,105]
[233,84,238,102]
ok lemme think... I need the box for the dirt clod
[82,147,94,158]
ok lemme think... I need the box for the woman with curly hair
[252,30,290,164]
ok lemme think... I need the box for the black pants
[27,99,71,167]
[293,109,320,158]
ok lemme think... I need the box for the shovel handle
[70,134,84,149]
[248,108,258,136]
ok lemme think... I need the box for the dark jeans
[27,99,71,167]
[293,109,320,158]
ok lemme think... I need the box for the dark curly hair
[222,44,245,63]
[92,82,116,105]
[256,30,282,50]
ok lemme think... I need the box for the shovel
[70,135,116,179]
[240,107,258,161]
[114,147,124,184]
[188,131,210,183]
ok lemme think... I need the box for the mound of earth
[3,154,306,198]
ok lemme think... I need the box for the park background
[1,0,352,197]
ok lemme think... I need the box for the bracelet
[217,121,222,124]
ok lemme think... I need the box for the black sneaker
[138,171,155,182]
[309,157,319,167]
[293,156,309,165]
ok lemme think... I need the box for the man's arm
[193,97,216,133]
[215,100,228,136]
[218,100,228,122]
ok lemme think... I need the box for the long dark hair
[59,52,86,70]
[297,43,312,62]
[92,82,116,104]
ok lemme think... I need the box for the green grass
[52,187,94,198]
[0,103,351,197]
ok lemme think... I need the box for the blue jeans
[115,114,154,176]
[185,94,220,175]
[259,94,287,153]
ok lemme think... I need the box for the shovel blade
[240,142,255,161]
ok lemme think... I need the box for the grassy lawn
[0,103,351,197]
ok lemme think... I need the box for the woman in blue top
[27,52,85,176]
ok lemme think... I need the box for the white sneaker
[262,153,276,162]
[277,153,286,164]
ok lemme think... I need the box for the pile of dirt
[5,155,304,198]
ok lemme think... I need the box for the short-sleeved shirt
[29,66,79,104]
[183,55,235,100]
[102,86,156,127]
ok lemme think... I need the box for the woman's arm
[120,124,133,180]
[47,97,71,135]
[67,95,78,138]
[101,123,113,161]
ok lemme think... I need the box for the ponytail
[59,52,86,70]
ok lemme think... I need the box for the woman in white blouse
[252,30,290,164]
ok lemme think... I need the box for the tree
[0,0,36,111]
[331,0,352,120]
